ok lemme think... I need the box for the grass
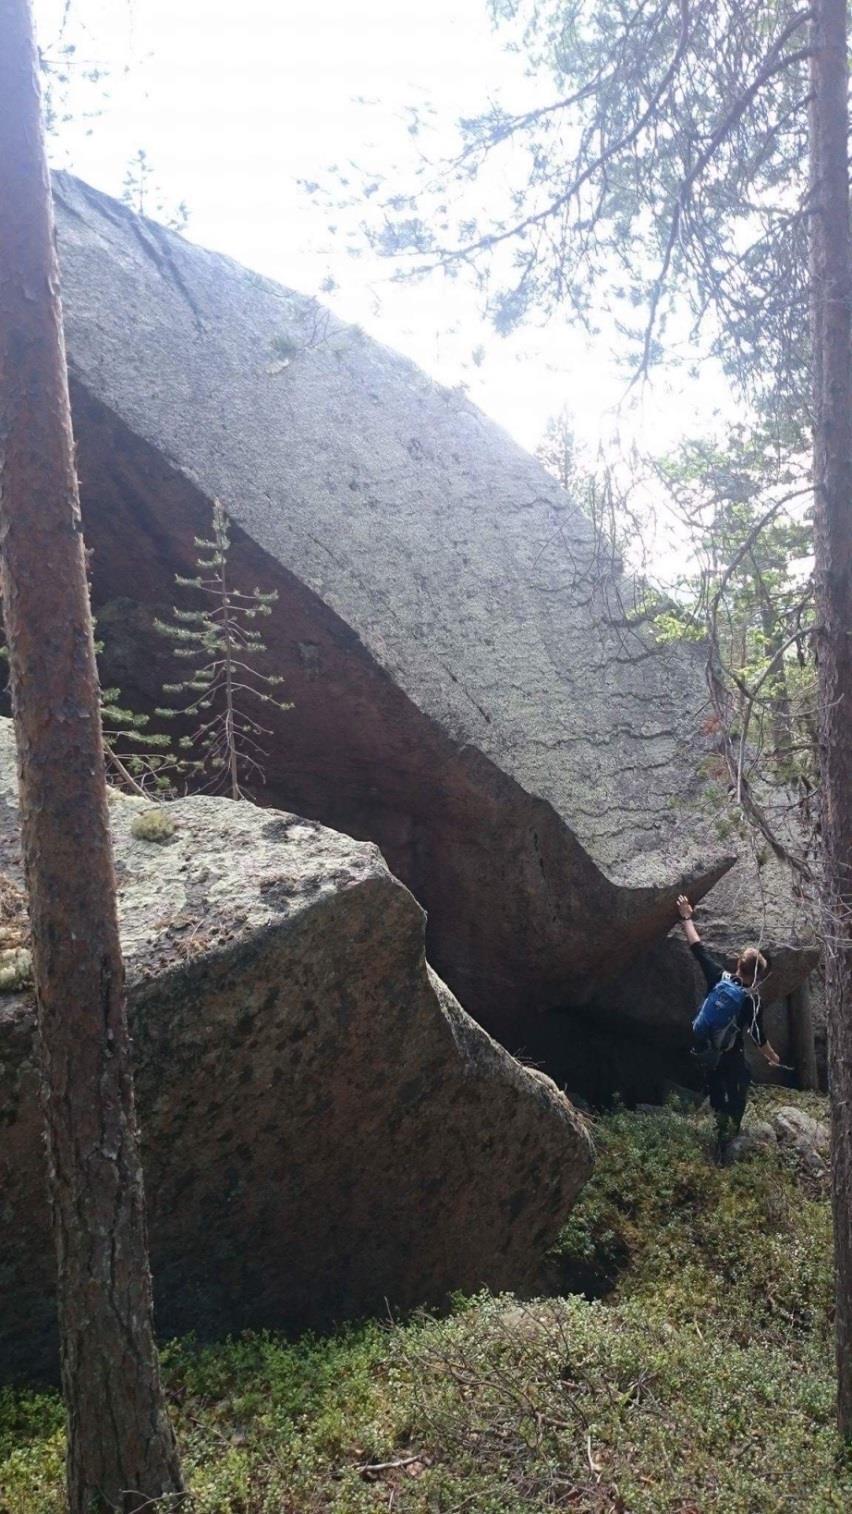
[2,1094,847,1513]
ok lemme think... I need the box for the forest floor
[2,1089,848,1513]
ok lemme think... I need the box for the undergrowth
[1,1097,847,1513]
[551,1093,833,1343]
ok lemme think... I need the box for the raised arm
[677,893,701,946]
[677,894,723,991]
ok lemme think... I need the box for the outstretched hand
[676,894,693,920]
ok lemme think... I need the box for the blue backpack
[692,977,748,1069]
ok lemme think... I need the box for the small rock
[727,1122,777,1163]
[771,1105,830,1174]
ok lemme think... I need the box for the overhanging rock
[49,173,815,1092]
[0,720,593,1384]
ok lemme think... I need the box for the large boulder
[47,173,815,1094]
[0,721,593,1384]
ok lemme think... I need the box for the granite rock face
[0,722,593,1384]
[49,173,815,1093]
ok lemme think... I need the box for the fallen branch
[104,740,149,798]
[356,1454,426,1477]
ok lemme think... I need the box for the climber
[676,893,781,1161]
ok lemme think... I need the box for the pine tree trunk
[0,2,184,1507]
[809,0,852,1438]
[788,983,818,1092]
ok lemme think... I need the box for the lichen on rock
[0,946,32,993]
[0,876,31,991]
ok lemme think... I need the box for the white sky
[35,0,732,505]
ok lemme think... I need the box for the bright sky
[35,0,731,494]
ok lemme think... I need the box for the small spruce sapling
[100,684,180,796]
[155,500,292,799]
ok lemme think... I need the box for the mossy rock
[131,808,176,844]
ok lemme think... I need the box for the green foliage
[155,500,292,800]
[536,405,635,579]
[0,608,178,796]
[536,406,584,496]
[100,685,181,795]
[652,426,815,684]
[38,17,110,150]
[380,1291,849,1514]
[0,1389,64,1463]
[343,2,812,420]
[640,423,819,869]
[649,608,707,644]
[2,1102,843,1513]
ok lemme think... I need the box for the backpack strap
[728,971,762,1042]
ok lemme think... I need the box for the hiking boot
[713,1116,736,1165]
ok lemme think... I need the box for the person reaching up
[677,893,781,1162]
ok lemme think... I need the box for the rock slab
[46,173,815,1095]
[0,722,593,1383]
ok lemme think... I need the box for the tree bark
[0,2,184,1508]
[788,982,819,1092]
[809,0,852,1438]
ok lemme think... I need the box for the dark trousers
[707,1048,750,1139]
